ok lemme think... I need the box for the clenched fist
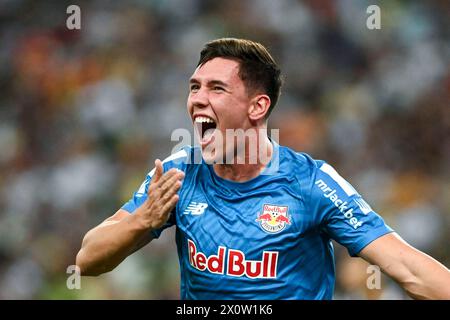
[135,159,184,230]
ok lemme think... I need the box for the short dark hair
[197,38,282,118]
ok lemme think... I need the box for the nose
[189,87,209,109]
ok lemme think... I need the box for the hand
[135,159,184,230]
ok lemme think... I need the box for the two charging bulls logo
[256,204,291,234]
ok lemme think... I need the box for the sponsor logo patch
[256,204,291,234]
[188,239,278,278]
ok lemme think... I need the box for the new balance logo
[184,202,208,215]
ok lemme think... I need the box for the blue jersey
[122,143,393,299]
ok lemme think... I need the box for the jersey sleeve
[121,148,189,239]
[308,161,394,256]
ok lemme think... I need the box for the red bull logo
[188,240,278,278]
[256,204,291,233]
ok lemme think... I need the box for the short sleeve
[309,162,393,256]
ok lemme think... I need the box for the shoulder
[278,145,356,198]
[161,146,192,170]
[279,145,325,180]
[162,146,202,171]
[135,146,198,194]
[142,145,199,180]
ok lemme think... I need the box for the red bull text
[188,240,279,279]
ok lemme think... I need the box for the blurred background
[0,0,449,299]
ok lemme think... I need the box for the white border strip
[319,163,357,196]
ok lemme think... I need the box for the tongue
[202,128,216,142]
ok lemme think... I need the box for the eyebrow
[189,78,229,87]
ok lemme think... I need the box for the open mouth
[194,116,217,144]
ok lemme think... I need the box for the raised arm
[359,232,450,299]
[75,159,184,276]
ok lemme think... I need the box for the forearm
[394,249,450,299]
[360,233,450,300]
[76,213,152,276]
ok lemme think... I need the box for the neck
[213,129,273,182]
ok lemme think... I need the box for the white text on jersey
[315,179,364,229]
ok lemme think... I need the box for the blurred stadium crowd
[0,0,448,299]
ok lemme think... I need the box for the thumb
[153,159,163,183]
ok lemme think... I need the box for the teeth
[195,116,215,124]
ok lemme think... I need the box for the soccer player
[76,38,450,299]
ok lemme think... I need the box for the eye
[190,84,200,92]
[213,86,224,92]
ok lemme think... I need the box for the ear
[248,94,271,122]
